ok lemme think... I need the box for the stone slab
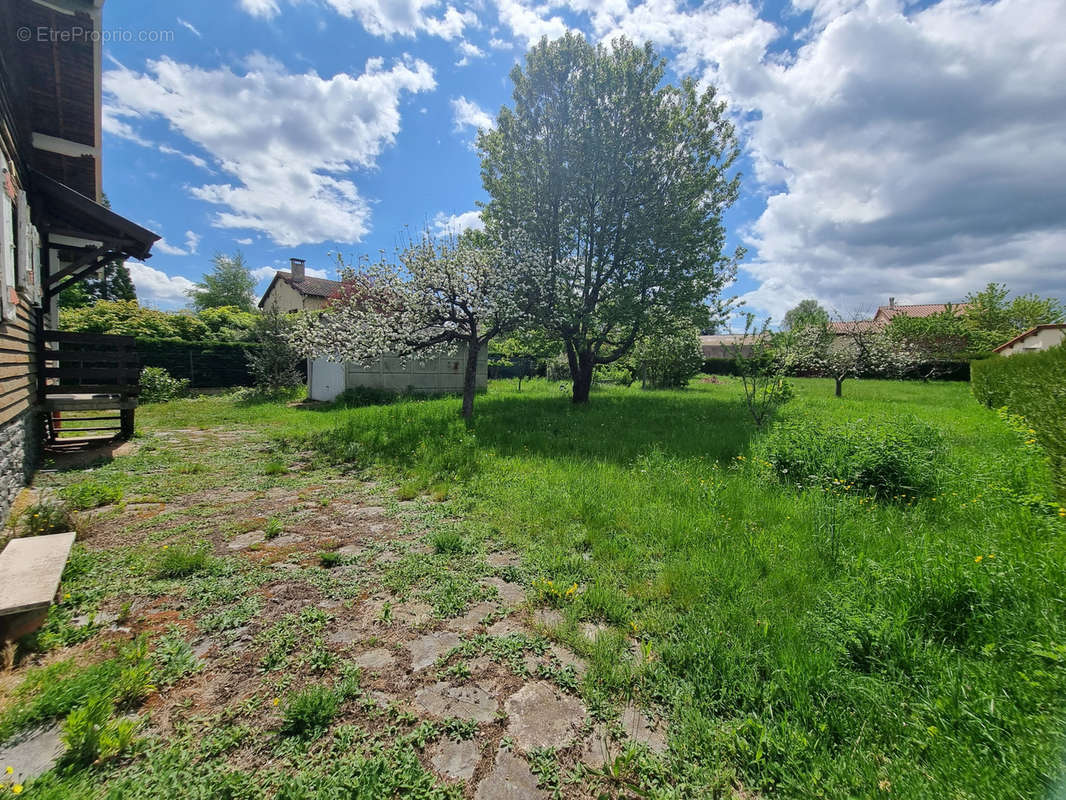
[483,577,526,608]
[406,631,462,671]
[227,531,265,550]
[428,737,481,781]
[474,747,547,800]
[444,601,498,632]
[353,647,395,672]
[413,681,498,722]
[504,681,586,751]
[0,532,76,615]
[0,724,64,783]
[621,703,668,754]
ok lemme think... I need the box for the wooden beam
[46,244,110,286]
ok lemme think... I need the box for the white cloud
[492,0,568,47]
[456,40,486,66]
[176,17,202,37]
[251,264,330,282]
[105,55,435,246]
[239,0,280,18]
[153,230,201,256]
[432,209,485,236]
[236,237,254,245]
[241,0,476,40]
[157,144,210,170]
[128,262,196,308]
[451,96,494,133]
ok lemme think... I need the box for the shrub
[60,480,123,510]
[630,325,704,389]
[18,501,73,536]
[140,366,190,403]
[245,307,302,391]
[754,415,945,499]
[280,685,340,737]
[151,544,212,579]
[971,345,1066,495]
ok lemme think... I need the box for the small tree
[246,307,302,391]
[787,316,916,397]
[187,251,256,312]
[730,315,793,427]
[292,231,519,420]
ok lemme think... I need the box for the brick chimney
[889,297,896,309]
[290,257,306,282]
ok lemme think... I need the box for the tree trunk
[461,340,481,420]
[835,376,843,397]
[572,351,594,404]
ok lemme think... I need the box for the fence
[134,339,267,388]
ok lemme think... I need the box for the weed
[61,694,138,765]
[60,481,123,510]
[263,460,287,476]
[151,544,212,579]
[18,501,72,536]
[264,517,284,540]
[396,482,420,501]
[280,685,340,737]
[318,550,342,568]
[430,530,465,554]
[153,627,201,686]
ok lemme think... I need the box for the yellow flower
[63,593,70,600]
[5,766,12,774]
[272,697,280,707]
[974,555,983,563]
[987,553,995,559]
[12,785,22,795]
[162,545,169,550]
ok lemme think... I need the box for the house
[992,324,1066,356]
[830,298,969,334]
[0,0,159,523]
[700,333,764,359]
[258,258,341,313]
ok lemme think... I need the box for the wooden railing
[40,331,140,441]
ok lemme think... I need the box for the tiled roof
[829,319,878,334]
[273,271,342,298]
[874,302,969,321]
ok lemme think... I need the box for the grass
[8,377,1064,798]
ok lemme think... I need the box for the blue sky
[100,0,1065,324]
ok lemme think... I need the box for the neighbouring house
[0,0,159,524]
[258,258,341,313]
[700,333,765,359]
[830,297,969,334]
[260,260,487,400]
[992,324,1066,356]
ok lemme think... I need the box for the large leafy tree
[783,299,830,331]
[479,33,742,403]
[292,231,520,420]
[187,251,256,312]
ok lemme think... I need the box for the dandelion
[272,697,280,707]
[987,553,995,559]
[4,766,11,774]
[565,583,577,598]
[12,785,22,795]
[974,555,983,563]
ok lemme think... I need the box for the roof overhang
[30,169,160,299]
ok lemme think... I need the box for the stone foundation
[0,409,41,527]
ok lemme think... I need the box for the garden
[1,373,1063,799]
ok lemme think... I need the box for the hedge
[135,339,267,388]
[972,345,1066,495]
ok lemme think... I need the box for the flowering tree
[784,316,917,397]
[291,231,518,420]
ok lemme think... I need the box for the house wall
[999,327,1066,356]
[261,280,329,313]
[308,347,488,401]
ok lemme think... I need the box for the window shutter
[0,183,15,322]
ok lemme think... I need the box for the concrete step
[0,532,76,645]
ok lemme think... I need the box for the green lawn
[10,377,1066,798]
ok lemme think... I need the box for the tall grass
[143,378,1066,797]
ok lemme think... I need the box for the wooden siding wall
[0,297,36,427]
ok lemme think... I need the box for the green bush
[140,367,190,403]
[754,415,945,499]
[971,345,1066,495]
[60,480,123,510]
[630,325,704,388]
[280,685,340,737]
